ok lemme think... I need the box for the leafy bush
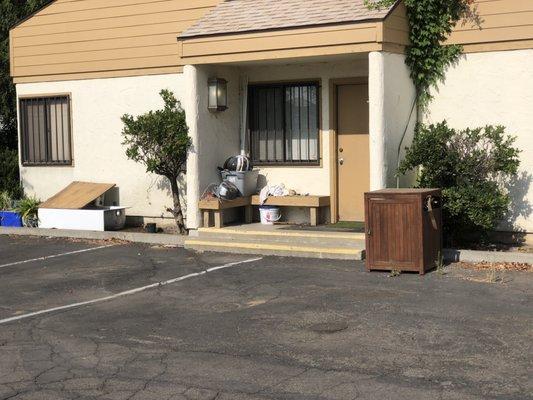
[15,196,40,227]
[399,121,520,245]
[0,191,12,210]
[0,147,23,199]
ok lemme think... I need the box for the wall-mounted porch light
[208,78,228,112]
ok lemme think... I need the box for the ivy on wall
[366,0,476,109]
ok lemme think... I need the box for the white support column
[184,65,201,230]
[368,51,417,190]
[184,64,242,230]
[368,52,387,191]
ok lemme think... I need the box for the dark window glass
[19,96,72,166]
[249,83,319,164]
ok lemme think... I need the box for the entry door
[336,83,370,221]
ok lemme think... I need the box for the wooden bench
[251,195,330,226]
[199,196,252,228]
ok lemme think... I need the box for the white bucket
[259,206,281,225]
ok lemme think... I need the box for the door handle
[339,158,344,165]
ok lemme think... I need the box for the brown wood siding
[179,22,383,64]
[381,0,533,53]
[179,0,533,65]
[11,0,533,83]
[449,0,533,52]
[382,2,409,47]
[10,0,221,83]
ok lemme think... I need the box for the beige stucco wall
[16,73,189,225]
[16,59,374,230]
[426,49,533,233]
[185,65,241,229]
[369,51,417,190]
[16,55,417,230]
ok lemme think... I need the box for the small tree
[121,90,191,234]
[398,121,520,245]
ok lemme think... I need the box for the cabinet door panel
[366,196,420,271]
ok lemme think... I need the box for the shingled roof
[180,0,397,38]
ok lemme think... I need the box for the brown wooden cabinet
[364,189,443,275]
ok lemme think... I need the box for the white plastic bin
[220,170,259,196]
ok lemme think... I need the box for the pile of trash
[201,182,240,201]
[200,154,313,225]
[201,154,307,205]
[201,155,255,201]
[258,184,299,205]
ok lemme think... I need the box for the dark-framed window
[249,82,320,165]
[19,95,72,166]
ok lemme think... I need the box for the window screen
[19,96,72,165]
[249,83,319,164]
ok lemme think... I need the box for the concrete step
[198,226,364,244]
[184,239,364,260]
[185,228,366,260]
[195,231,365,249]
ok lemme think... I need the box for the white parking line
[0,244,116,270]
[0,256,263,325]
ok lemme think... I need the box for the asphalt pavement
[0,235,531,400]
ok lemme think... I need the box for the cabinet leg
[310,207,318,227]
[214,211,223,229]
[244,205,253,224]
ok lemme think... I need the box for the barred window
[19,96,72,166]
[249,82,319,165]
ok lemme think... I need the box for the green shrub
[0,147,23,199]
[0,191,12,210]
[15,196,40,227]
[399,121,520,245]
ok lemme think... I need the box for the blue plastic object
[0,211,23,227]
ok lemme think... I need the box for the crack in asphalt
[2,308,532,400]
[2,304,532,400]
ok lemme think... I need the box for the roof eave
[178,16,392,41]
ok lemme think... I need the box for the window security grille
[249,83,319,165]
[19,96,72,166]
